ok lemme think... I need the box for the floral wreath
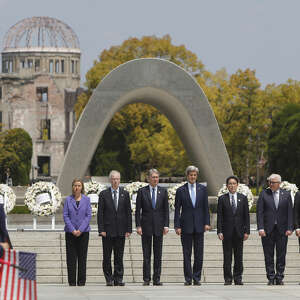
[124,182,148,213]
[218,183,254,209]
[279,181,298,204]
[168,182,187,210]
[0,184,16,214]
[25,182,62,216]
[84,181,106,216]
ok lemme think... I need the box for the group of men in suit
[97,168,298,286]
[218,173,295,286]
[97,166,211,286]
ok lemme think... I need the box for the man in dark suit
[98,170,132,286]
[174,165,210,286]
[135,169,169,286]
[257,173,293,285]
[293,191,300,282]
[217,176,250,285]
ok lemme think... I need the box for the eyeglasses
[269,181,280,184]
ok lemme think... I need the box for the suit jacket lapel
[117,188,124,212]
[236,193,242,212]
[146,186,153,208]
[71,196,78,210]
[155,186,162,209]
[226,193,231,209]
[195,183,202,207]
[184,184,193,207]
[278,189,284,209]
[107,188,115,211]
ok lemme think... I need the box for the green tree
[0,128,33,185]
[208,68,267,182]
[268,104,300,186]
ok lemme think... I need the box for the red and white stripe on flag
[0,249,37,300]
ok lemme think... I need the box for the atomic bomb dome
[0,16,82,180]
[3,16,80,51]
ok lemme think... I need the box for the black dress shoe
[184,281,192,286]
[106,281,114,286]
[77,283,85,286]
[267,280,274,285]
[114,281,125,286]
[69,283,76,286]
[193,281,201,286]
[224,281,232,285]
[276,280,284,285]
[153,281,163,286]
[234,281,243,285]
[143,281,150,286]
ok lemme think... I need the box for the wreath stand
[32,214,56,230]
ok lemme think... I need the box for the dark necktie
[151,188,156,209]
[231,194,236,214]
[113,190,118,210]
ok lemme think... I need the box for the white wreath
[124,182,148,213]
[167,182,187,210]
[84,181,106,216]
[218,183,254,209]
[25,182,62,216]
[279,181,298,204]
[0,184,16,214]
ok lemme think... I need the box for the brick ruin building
[0,16,83,181]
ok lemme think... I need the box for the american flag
[0,249,37,300]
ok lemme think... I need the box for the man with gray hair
[174,166,210,286]
[98,170,132,286]
[257,173,293,285]
[135,169,169,286]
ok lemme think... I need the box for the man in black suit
[98,170,132,286]
[135,169,169,286]
[257,173,293,285]
[217,176,250,285]
[174,165,210,286]
[293,191,300,282]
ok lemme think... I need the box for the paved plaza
[38,284,300,300]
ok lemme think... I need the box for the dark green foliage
[0,128,33,185]
[10,205,30,214]
[89,125,135,181]
[268,104,300,186]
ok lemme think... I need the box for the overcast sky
[0,0,299,87]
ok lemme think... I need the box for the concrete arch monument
[57,58,232,196]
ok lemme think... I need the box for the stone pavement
[38,284,300,300]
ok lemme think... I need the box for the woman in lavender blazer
[63,178,92,286]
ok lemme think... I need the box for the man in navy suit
[257,174,293,285]
[135,169,169,286]
[217,176,250,285]
[98,170,132,286]
[174,165,210,285]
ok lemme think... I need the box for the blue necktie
[191,184,196,207]
[151,188,156,209]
